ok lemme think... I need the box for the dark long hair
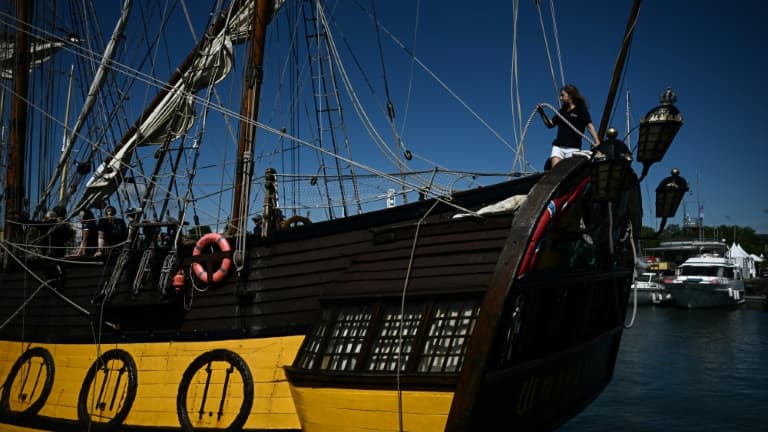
[561,84,588,108]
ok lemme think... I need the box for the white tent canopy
[727,243,756,278]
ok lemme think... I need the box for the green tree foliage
[641,223,767,256]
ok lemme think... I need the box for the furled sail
[76,0,284,211]
[0,35,78,79]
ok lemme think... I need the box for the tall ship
[0,1,686,430]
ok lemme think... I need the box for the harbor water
[561,304,768,431]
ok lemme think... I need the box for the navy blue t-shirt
[97,217,128,246]
[552,104,592,149]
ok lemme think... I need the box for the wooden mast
[229,0,270,236]
[445,1,643,430]
[597,0,643,139]
[4,0,32,244]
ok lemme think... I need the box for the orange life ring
[190,233,233,284]
[280,215,312,230]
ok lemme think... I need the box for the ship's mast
[229,0,271,236]
[4,0,32,243]
[597,0,642,139]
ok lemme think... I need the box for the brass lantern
[591,128,633,201]
[636,88,683,181]
[654,168,689,234]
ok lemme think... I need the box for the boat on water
[645,240,731,277]
[0,0,684,430]
[630,272,673,306]
[665,255,746,309]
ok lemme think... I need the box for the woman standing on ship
[537,84,600,168]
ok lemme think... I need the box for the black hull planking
[0,158,639,430]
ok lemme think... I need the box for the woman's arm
[94,231,106,257]
[537,104,555,129]
[587,122,600,147]
[76,229,89,256]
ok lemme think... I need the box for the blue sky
[315,0,766,232]
[64,0,765,233]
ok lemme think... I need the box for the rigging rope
[371,0,392,113]
[256,123,482,217]
[370,0,408,162]
[0,64,477,226]
[398,0,421,137]
[625,221,639,328]
[512,107,542,174]
[369,0,411,206]
[349,0,516,153]
[396,199,441,432]
[0,241,118,330]
[315,2,363,215]
[509,0,529,174]
[319,2,444,208]
[549,0,566,86]
[0,279,48,332]
[1,2,540,230]
[317,5,408,173]
[535,0,560,102]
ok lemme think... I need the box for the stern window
[321,304,374,371]
[367,304,423,372]
[417,301,480,373]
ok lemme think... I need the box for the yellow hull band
[289,385,453,432]
[0,425,51,432]
[0,336,304,430]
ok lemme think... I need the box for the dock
[745,279,768,306]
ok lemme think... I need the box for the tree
[640,223,767,257]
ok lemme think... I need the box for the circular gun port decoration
[177,349,254,432]
[77,349,138,429]
[1,347,55,418]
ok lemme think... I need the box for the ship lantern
[590,128,633,201]
[653,168,689,234]
[655,168,688,218]
[636,87,683,181]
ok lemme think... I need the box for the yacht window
[680,266,720,277]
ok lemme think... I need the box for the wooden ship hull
[0,157,639,431]
[0,0,682,429]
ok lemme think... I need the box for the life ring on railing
[191,233,233,284]
[281,215,312,230]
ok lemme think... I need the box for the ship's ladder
[301,1,362,218]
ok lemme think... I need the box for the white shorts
[550,145,581,160]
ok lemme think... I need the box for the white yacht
[665,254,745,308]
[631,272,673,305]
